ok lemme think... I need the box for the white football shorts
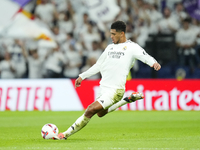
[96,85,125,109]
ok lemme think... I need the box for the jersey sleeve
[133,43,157,67]
[79,49,107,80]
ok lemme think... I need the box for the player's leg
[108,92,144,113]
[97,92,144,117]
[84,101,104,118]
[57,101,104,139]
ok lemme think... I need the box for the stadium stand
[0,0,200,79]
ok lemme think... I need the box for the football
[41,123,59,139]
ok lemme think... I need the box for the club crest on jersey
[123,46,127,50]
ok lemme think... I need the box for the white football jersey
[79,40,157,89]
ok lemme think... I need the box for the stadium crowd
[0,0,200,79]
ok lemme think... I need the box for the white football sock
[63,114,90,138]
[108,99,128,113]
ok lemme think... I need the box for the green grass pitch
[0,111,200,150]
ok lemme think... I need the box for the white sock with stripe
[63,114,90,138]
[108,99,128,113]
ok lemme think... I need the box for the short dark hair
[111,21,126,33]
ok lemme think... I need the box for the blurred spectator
[0,52,16,79]
[63,42,82,78]
[117,0,129,23]
[176,18,200,72]
[52,26,67,45]
[51,0,68,13]
[191,18,200,64]
[81,23,101,51]
[35,0,58,27]
[191,18,200,46]
[61,33,78,52]
[21,43,44,79]
[191,18,200,36]
[0,38,14,60]
[133,18,149,48]
[138,2,151,25]
[172,2,188,25]
[74,13,91,40]
[158,7,179,34]
[87,41,103,60]
[131,0,144,17]
[148,4,162,34]
[44,46,66,78]
[166,0,183,10]
[58,11,74,34]
[125,22,134,39]
[0,43,6,61]
[6,39,26,78]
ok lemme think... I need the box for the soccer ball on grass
[41,123,59,139]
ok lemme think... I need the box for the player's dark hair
[111,21,126,33]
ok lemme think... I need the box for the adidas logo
[100,100,104,103]
[110,47,113,50]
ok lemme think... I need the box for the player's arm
[75,50,107,88]
[133,44,161,71]
[75,63,101,88]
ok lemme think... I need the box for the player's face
[110,29,122,44]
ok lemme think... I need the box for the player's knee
[86,105,93,112]
[85,105,97,118]
[85,101,104,118]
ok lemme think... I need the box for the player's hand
[152,62,161,71]
[75,77,83,88]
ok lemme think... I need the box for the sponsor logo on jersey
[108,51,124,59]
[100,100,104,104]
